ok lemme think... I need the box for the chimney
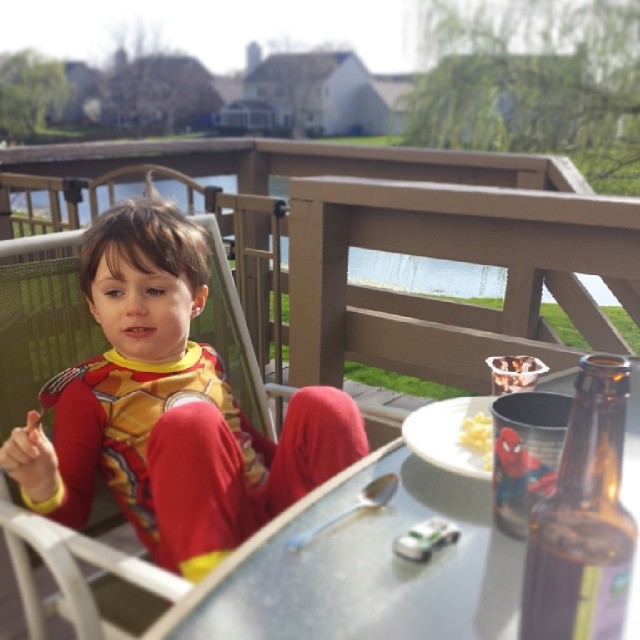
[246,42,262,75]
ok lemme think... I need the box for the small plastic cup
[486,355,549,396]
[490,391,572,539]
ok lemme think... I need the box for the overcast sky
[3,1,419,75]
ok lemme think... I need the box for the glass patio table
[143,364,640,640]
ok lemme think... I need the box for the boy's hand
[0,410,60,503]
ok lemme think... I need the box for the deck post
[0,183,12,243]
[502,266,544,339]
[287,191,350,389]
[236,147,271,367]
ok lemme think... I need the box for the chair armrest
[44,518,192,602]
[263,382,299,400]
[0,498,191,603]
[353,402,410,425]
[0,499,104,639]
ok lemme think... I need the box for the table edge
[142,436,405,639]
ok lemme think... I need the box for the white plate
[402,396,494,481]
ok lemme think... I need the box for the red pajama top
[25,342,270,554]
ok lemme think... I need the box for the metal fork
[0,365,85,474]
[35,365,86,423]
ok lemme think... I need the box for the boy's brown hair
[80,193,212,302]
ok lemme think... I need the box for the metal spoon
[284,472,400,551]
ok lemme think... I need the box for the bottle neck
[556,370,628,504]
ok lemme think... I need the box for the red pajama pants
[146,386,369,575]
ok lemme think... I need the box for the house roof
[368,79,412,108]
[64,60,92,73]
[373,73,416,83]
[245,51,354,83]
[129,55,214,77]
[213,76,244,105]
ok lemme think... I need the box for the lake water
[13,174,619,306]
[342,251,619,306]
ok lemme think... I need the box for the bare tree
[103,24,219,137]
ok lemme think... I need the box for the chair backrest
[2,164,287,390]
[0,215,273,521]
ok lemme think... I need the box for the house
[219,99,275,133]
[212,76,244,108]
[225,46,413,138]
[51,61,104,125]
[356,74,413,136]
[240,50,372,137]
[52,44,412,139]
[212,76,246,130]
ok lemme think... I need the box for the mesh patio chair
[0,213,407,638]
[0,214,274,638]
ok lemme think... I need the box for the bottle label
[572,561,633,639]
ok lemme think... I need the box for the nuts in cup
[486,356,549,396]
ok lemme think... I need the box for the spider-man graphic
[494,426,557,507]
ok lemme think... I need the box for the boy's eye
[147,288,165,296]
[105,289,123,298]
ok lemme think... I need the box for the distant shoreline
[346,274,621,308]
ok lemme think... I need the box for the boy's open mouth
[125,327,155,335]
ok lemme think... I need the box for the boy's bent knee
[149,400,228,452]
[289,385,357,413]
[286,385,364,437]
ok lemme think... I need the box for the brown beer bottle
[519,354,637,640]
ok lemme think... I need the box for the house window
[257,87,267,98]
[223,112,248,127]
[251,112,271,128]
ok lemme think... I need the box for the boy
[0,194,369,583]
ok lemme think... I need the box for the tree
[405,0,640,190]
[102,26,221,137]
[0,50,68,141]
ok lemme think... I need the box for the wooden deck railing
[286,176,640,394]
[0,137,592,193]
[1,138,637,395]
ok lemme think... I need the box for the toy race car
[393,517,461,562]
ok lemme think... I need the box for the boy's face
[87,248,208,364]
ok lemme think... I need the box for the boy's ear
[191,285,209,318]
[87,297,101,324]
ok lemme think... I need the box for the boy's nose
[126,294,147,315]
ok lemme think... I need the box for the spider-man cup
[490,391,572,539]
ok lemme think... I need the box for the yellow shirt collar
[104,341,202,373]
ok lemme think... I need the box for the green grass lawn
[321,135,404,146]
